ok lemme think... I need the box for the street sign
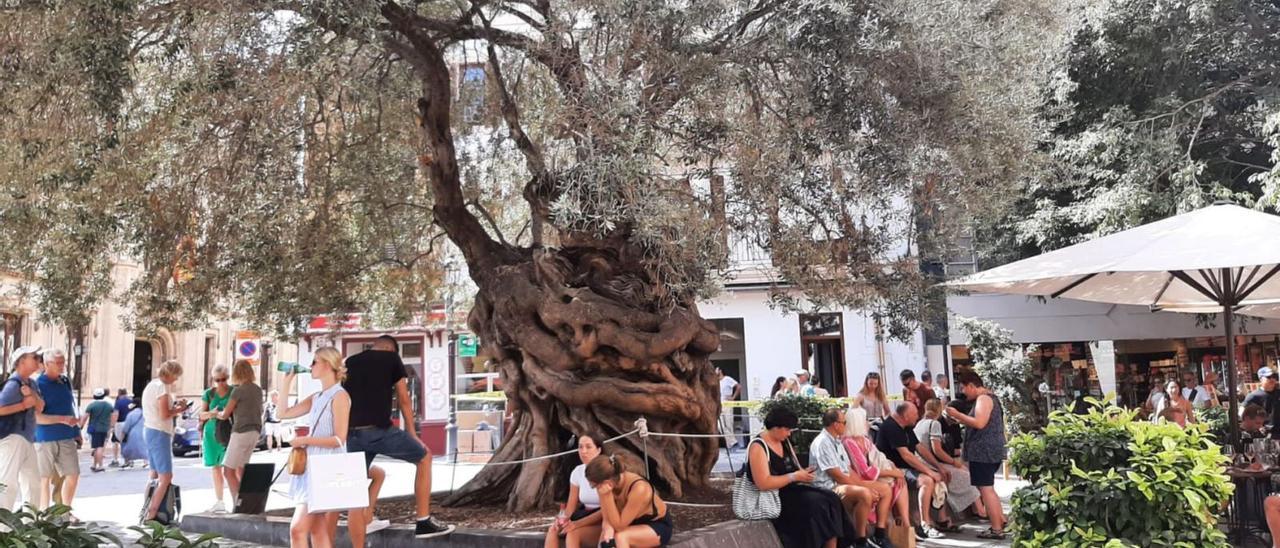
[458,334,478,357]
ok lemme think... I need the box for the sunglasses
[214,378,229,383]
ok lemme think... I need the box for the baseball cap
[9,345,42,370]
[1259,366,1278,380]
[93,388,107,399]
[794,369,810,377]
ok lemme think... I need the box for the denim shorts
[348,427,427,467]
[144,428,174,474]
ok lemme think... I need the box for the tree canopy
[974,0,1280,266]
[1,0,1068,339]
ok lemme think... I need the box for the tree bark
[442,247,722,510]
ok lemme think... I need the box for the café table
[1226,466,1274,546]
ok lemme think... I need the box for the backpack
[0,377,27,440]
[141,479,182,526]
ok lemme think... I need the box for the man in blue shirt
[111,388,132,467]
[0,346,45,511]
[35,349,83,511]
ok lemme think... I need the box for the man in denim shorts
[344,335,454,539]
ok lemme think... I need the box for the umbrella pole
[1225,302,1241,449]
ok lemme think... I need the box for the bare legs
[224,466,243,504]
[211,465,226,506]
[144,471,173,520]
[290,505,333,548]
[978,485,1005,532]
[415,451,432,517]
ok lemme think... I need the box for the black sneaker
[871,534,894,548]
[414,516,456,539]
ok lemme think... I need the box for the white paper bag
[306,452,371,513]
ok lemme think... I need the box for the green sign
[458,334,478,357]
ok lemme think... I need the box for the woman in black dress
[747,408,855,548]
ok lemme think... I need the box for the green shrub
[755,394,842,466]
[0,504,122,547]
[1195,405,1228,443]
[1009,401,1233,547]
[131,521,221,548]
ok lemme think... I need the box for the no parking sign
[236,331,260,364]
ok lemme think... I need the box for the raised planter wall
[181,513,782,548]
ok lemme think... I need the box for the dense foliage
[974,0,1280,267]
[131,521,222,548]
[0,504,122,547]
[954,316,1044,433]
[1009,402,1233,547]
[0,0,1073,339]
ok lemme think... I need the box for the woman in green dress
[198,364,232,513]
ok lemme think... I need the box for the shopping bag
[887,519,916,548]
[305,452,371,513]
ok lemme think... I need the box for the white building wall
[699,288,927,399]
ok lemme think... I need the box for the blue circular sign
[238,341,258,357]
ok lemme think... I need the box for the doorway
[132,340,154,397]
[800,313,847,397]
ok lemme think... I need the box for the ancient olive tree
[2,0,1063,509]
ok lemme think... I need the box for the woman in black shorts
[586,454,673,548]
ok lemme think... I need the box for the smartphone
[276,361,309,374]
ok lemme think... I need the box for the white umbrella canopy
[948,202,1280,445]
[949,203,1280,309]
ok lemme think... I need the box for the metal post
[1224,268,1241,449]
[445,411,458,464]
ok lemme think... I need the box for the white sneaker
[207,501,227,514]
[366,518,391,534]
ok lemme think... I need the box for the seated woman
[586,455,672,548]
[546,433,606,548]
[749,408,854,548]
[120,403,147,466]
[915,399,987,522]
[844,407,910,527]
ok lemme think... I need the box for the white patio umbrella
[948,202,1280,444]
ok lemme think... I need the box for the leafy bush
[955,317,1044,434]
[131,521,221,548]
[0,504,121,547]
[756,394,842,466]
[1195,405,1228,443]
[1009,401,1233,547]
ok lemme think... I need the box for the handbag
[287,446,308,475]
[287,392,335,476]
[215,418,232,446]
[732,437,800,520]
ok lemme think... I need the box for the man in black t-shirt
[876,401,951,539]
[344,335,454,539]
[1243,367,1279,412]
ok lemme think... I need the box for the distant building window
[459,64,487,125]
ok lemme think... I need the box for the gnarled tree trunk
[442,247,722,510]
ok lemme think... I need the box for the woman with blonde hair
[842,407,909,526]
[851,372,890,419]
[198,364,232,513]
[275,347,353,548]
[916,399,986,521]
[217,359,264,505]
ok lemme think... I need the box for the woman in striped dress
[275,347,351,548]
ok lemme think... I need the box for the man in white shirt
[1181,371,1219,409]
[716,368,741,448]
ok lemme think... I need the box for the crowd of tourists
[747,370,1005,548]
[0,347,140,522]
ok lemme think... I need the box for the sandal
[977,528,1006,540]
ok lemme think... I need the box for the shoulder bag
[288,392,336,476]
[732,437,800,520]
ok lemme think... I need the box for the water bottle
[556,503,568,529]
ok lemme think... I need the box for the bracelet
[788,472,796,483]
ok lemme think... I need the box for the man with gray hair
[875,401,953,539]
[35,348,84,512]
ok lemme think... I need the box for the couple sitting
[545,433,673,548]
